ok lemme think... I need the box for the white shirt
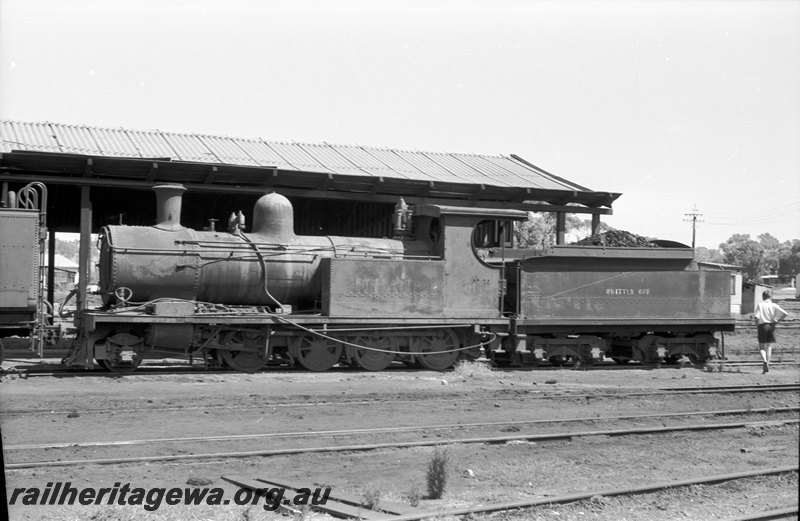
[754,300,788,325]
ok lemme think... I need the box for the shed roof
[698,262,745,272]
[0,120,619,210]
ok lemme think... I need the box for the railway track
[0,362,698,377]
[223,466,798,520]
[362,466,798,521]
[4,351,798,377]
[2,383,797,417]
[6,407,798,470]
[6,405,799,452]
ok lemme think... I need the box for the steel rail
[2,384,798,416]
[663,383,800,391]
[7,352,800,374]
[377,466,799,521]
[723,506,800,521]
[717,361,798,365]
[5,418,798,470]
[6,405,798,452]
[719,360,800,368]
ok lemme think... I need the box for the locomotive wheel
[346,335,398,371]
[221,351,267,373]
[292,335,343,371]
[219,331,268,373]
[97,332,144,374]
[414,329,459,371]
[611,357,631,365]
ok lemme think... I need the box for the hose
[237,230,284,310]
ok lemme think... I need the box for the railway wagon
[0,182,48,363]
[63,183,734,373]
[0,182,50,362]
[485,246,733,367]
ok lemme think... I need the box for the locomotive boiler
[99,185,431,310]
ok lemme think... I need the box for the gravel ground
[2,296,798,521]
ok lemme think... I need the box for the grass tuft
[360,486,382,510]
[450,360,494,378]
[406,484,422,507]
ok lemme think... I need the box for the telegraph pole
[684,205,703,249]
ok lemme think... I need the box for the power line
[684,205,703,249]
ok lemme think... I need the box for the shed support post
[47,231,55,313]
[77,186,92,314]
[555,212,566,246]
[591,214,600,236]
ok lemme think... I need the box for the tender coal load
[573,230,658,248]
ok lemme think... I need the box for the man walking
[753,291,788,373]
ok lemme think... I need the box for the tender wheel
[219,331,268,373]
[414,329,460,371]
[548,355,573,367]
[97,332,144,374]
[667,353,699,365]
[291,335,343,371]
[346,335,398,371]
[635,335,657,364]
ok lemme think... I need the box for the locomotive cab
[411,204,527,318]
[321,204,528,319]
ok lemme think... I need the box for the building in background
[741,282,773,315]
[44,254,78,289]
[698,262,743,315]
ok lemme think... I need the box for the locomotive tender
[64,184,734,372]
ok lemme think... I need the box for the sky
[1,0,798,249]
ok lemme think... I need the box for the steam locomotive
[64,184,734,373]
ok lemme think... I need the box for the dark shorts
[757,323,777,344]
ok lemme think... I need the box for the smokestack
[153,184,186,230]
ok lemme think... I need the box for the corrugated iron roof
[0,120,601,195]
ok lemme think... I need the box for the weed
[426,446,450,499]
[361,486,382,510]
[292,505,312,521]
[407,484,422,507]
[450,360,494,378]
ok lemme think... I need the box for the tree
[694,246,723,263]
[758,233,780,275]
[514,212,555,251]
[720,234,765,281]
[569,217,614,243]
[513,213,611,253]
[778,239,800,277]
[54,236,80,261]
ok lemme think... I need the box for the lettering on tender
[605,288,651,295]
